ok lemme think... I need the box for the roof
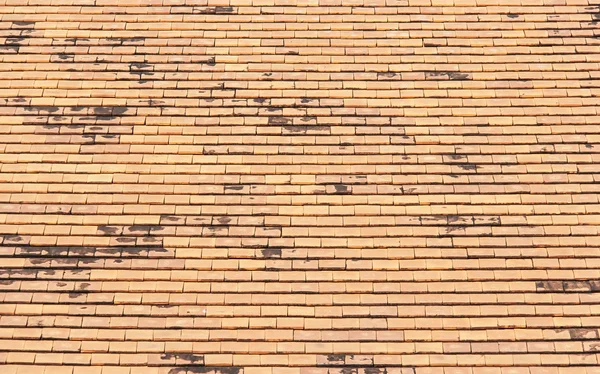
[1,0,600,374]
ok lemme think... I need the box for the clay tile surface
[1,0,600,373]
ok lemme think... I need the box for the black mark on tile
[261,248,282,259]
[194,6,235,14]
[377,72,397,79]
[12,22,35,28]
[97,225,121,235]
[160,353,204,364]
[569,329,599,340]
[205,57,216,66]
[0,46,20,53]
[268,117,291,125]
[536,281,563,292]
[426,72,472,81]
[333,184,351,194]
[457,163,479,171]
[170,368,241,374]
[326,354,346,364]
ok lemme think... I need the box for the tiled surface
[1,0,600,373]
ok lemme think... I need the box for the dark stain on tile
[261,247,282,259]
[12,21,35,28]
[569,328,599,340]
[213,216,231,225]
[326,354,346,364]
[268,117,291,125]
[97,226,121,235]
[425,71,472,80]
[377,72,397,79]
[194,6,236,14]
[536,281,563,292]
[333,184,351,194]
[457,163,479,171]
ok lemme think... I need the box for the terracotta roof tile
[1,0,600,373]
